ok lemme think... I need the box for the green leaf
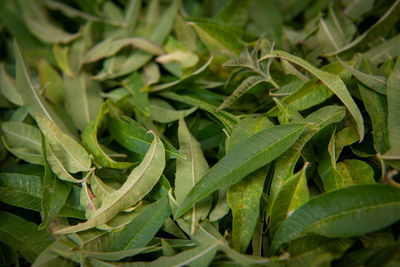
[123,72,150,116]
[149,98,197,123]
[188,19,243,57]
[39,135,72,230]
[270,184,400,254]
[159,92,239,133]
[108,116,181,159]
[1,121,43,165]
[358,83,390,154]
[63,73,103,131]
[226,116,273,252]
[95,0,179,79]
[228,167,268,253]
[218,76,265,111]
[0,173,43,211]
[174,117,211,234]
[339,59,387,95]
[270,164,309,238]
[82,101,134,169]
[111,195,171,250]
[24,16,80,44]
[0,212,55,263]
[268,106,346,216]
[38,59,64,106]
[364,35,400,65]
[13,40,71,135]
[337,159,376,186]
[286,236,355,267]
[32,237,76,267]
[324,0,400,55]
[381,56,400,163]
[151,56,213,91]
[175,123,308,218]
[260,50,364,141]
[82,37,163,64]
[55,131,165,234]
[0,63,23,106]
[36,113,91,174]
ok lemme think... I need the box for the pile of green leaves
[1,0,400,265]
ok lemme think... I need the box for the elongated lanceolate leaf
[55,132,165,234]
[13,40,71,135]
[174,118,211,234]
[39,136,72,230]
[270,163,309,238]
[218,75,265,111]
[0,212,54,263]
[109,116,181,159]
[0,63,23,106]
[82,37,163,64]
[111,196,171,250]
[381,56,400,162]
[271,184,400,254]
[82,101,133,169]
[324,0,400,56]
[64,74,103,131]
[175,123,308,218]
[149,98,197,123]
[226,116,273,252]
[260,50,364,141]
[35,113,91,174]
[1,121,43,165]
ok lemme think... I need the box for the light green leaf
[1,121,43,165]
[108,116,182,159]
[24,16,80,44]
[0,212,55,263]
[64,73,103,131]
[55,132,165,234]
[0,173,42,211]
[0,63,23,106]
[337,159,376,186]
[95,0,179,79]
[149,98,197,123]
[260,50,364,141]
[13,40,71,135]
[82,101,134,169]
[38,59,64,106]
[82,37,163,64]
[36,113,91,174]
[53,45,74,77]
[188,19,243,57]
[175,123,308,218]
[175,117,211,234]
[270,163,309,238]
[270,184,400,254]
[151,56,213,91]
